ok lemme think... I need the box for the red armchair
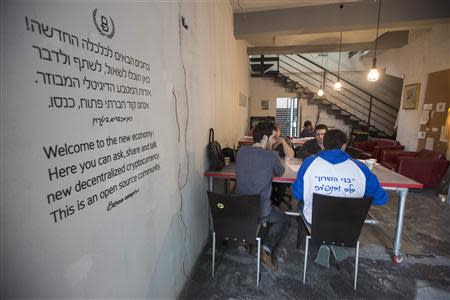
[380,149,450,188]
[352,139,404,161]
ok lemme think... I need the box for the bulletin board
[416,69,450,153]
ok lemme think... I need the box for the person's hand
[272,137,282,148]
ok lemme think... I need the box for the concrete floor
[180,189,450,299]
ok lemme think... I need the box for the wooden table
[204,158,423,263]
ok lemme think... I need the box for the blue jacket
[292,149,388,223]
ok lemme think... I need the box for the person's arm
[353,160,388,205]
[292,156,316,201]
[280,138,295,158]
[364,171,388,205]
[272,152,285,177]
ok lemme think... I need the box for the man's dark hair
[253,121,276,143]
[323,129,347,150]
[315,124,328,132]
[304,120,312,127]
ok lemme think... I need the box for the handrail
[322,80,395,126]
[281,69,395,135]
[279,60,321,85]
[296,54,398,111]
[279,66,396,130]
[279,66,318,90]
[252,55,397,137]
[282,56,397,118]
[280,59,396,125]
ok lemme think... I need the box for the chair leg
[354,241,360,290]
[256,237,261,287]
[296,218,302,249]
[303,236,310,284]
[212,232,216,277]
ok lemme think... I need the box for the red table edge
[203,171,424,189]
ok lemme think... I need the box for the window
[276,97,298,137]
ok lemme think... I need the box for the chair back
[345,146,363,159]
[207,191,260,244]
[417,149,446,160]
[311,193,371,248]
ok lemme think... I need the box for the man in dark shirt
[236,122,289,271]
[298,124,328,158]
[300,120,315,138]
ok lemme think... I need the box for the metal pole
[368,96,373,126]
[212,232,216,277]
[303,236,310,283]
[354,241,360,290]
[260,55,264,75]
[394,188,408,258]
[257,238,261,287]
[208,177,213,192]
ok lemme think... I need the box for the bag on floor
[208,128,224,170]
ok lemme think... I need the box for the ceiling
[231,0,450,54]
[230,0,360,13]
[246,28,390,48]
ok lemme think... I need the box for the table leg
[447,183,450,204]
[393,188,408,263]
[224,179,230,194]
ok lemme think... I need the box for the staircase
[250,55,400,138]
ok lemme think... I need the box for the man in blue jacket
[292,129,388,266]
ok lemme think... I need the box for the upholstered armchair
[380,149,450,188]
[352,139,404,161]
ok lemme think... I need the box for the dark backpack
[207,128,224,170]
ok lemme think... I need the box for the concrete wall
[0,1,248,298]
[249,77,349,134]
[362,23,450,150]
[249,77,297,118]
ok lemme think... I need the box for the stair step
[320,100,333,106]
[266,69,397,138]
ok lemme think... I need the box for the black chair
[207,191,262,287]
[345,146,364,159]
[302,193,372,290]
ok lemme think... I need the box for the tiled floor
[180,189,450,299]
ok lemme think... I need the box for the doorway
[276,97,299,137]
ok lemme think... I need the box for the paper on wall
[425,137,434,150]
[436,102,446,112]
[432,127,439,132]
[423,103,433,110]
[419,110,430,125]
[418,131,426,139]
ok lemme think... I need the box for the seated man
[296,124,328,159]
[300,120,315,138]
[292,129,388,266]
[236,121,289,271]
[272,124,295,158]
[272,124,294,208]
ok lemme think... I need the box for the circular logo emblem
[217,203,224,209]
[93,9,115,39]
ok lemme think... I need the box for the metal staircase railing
[250,55,399,137]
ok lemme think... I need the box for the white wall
[249,77,297,118]
[362,23,450,150]
[0,0,249,298]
